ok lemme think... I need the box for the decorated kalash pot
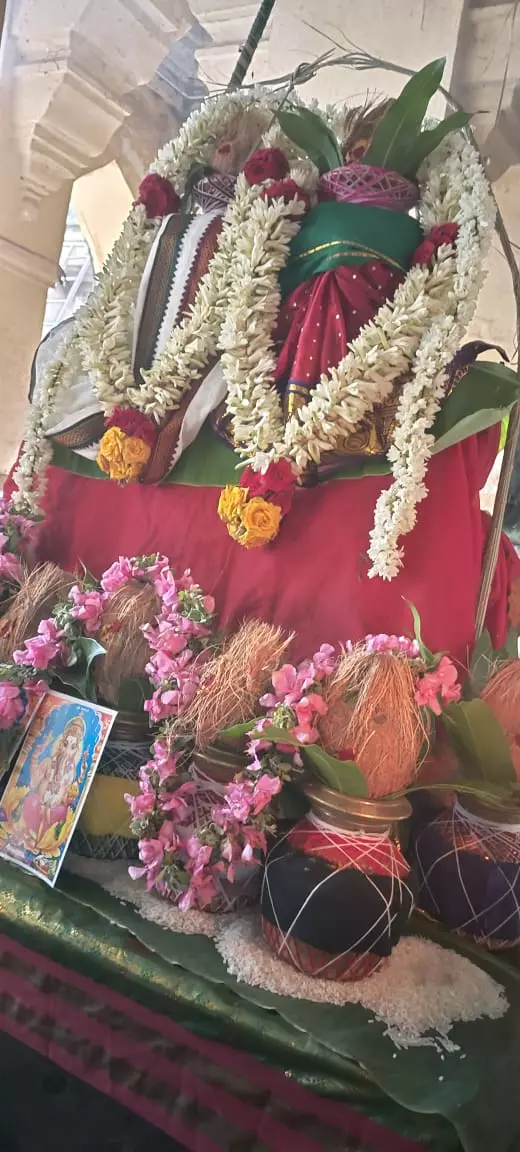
[414,794,520,950]
[258,627,466,981]
[414,651,520,949]
[6,59,520,683]
[261,783,414,981]
[124,619,292,913]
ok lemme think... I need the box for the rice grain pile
[66,854,220,937]
[215,917,508,1049]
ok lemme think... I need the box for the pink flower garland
[0,499,39,600]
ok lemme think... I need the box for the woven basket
[193,174,236,213]
[71,711,153,861]
[319,162,418,213]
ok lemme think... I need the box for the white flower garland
[127,179,259,418]
[12,88,495,580]
[216,133,494,580]
[367,137,495,578]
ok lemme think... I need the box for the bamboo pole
[226,0,276,91]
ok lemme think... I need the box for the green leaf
[405,600,435,663]
[364,58,446,174]
[433,361,520,454]
[259,725,301,747]
[218,719,258,742]
[469,629,496,695]
[54,637,105,703]
[277,107,342,174]
[391,779,512,802]
[117,677,152,713]
[272,780,310,821]
[442,699,516,785]
[406,111,470,174]
[304,745,368,797]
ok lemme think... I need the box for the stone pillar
[0,0,195,475]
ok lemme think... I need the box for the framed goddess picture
[0,690,116,886]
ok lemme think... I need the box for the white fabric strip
[152,209,223,363]
[167,361,228,473]
[131,213,171,367]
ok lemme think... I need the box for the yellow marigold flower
[97,427,151,483]
[239,497,282,548]
[217,485,249,525]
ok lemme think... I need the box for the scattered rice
[65,854,220,937]
[215,916,508,1049]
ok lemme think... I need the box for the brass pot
[192,742,246,785]
[456,791,520,826]
[304,782,411,839]
[108,709,154,744]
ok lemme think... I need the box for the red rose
[135,174,180,219]
[240,459,296,516]
[262,179,310,213]
[412,222,459,268]
[106,407,157,447]
[243,148,290,185]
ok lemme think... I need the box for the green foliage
[54,637,105,704]
[442,699,517,786]
[117,676,153,713]
[433,361,520,454]
[364,59,469,178]
[304,745,368,797]
[277,107,343,174]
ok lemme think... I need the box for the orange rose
[217,485,249,525]
[97,427,150,482]
[239,497,282,548]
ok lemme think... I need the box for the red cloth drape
[275,263,401,390]
[5,426,518,668]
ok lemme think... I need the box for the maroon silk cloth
[275,262,401,391]
[5,426,518,669]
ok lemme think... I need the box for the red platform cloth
[6,425,518,668]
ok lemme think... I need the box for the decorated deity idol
[5,60,520,663]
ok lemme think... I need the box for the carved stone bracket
[2,0,195,213]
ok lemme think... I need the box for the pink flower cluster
[258,644,336,745]
[13,618,65,670]
[415,655,461,715]
[0,682,25,730]
[0,499,38,592]
[141,564,215,723]
[363,634,420,658]
[69,586,105,634]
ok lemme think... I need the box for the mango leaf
[277,108,342,173]
[469,629,495,696]
[54,637,105,703]
[304,745,368,797]
[364,58,446,174]
[259,724,301,747]
[218,719,258,742]
[272,780,310,821]
[442,699,516,785]
[405,600,435,663]
[406,111,470,174]
[433,361,520,454]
